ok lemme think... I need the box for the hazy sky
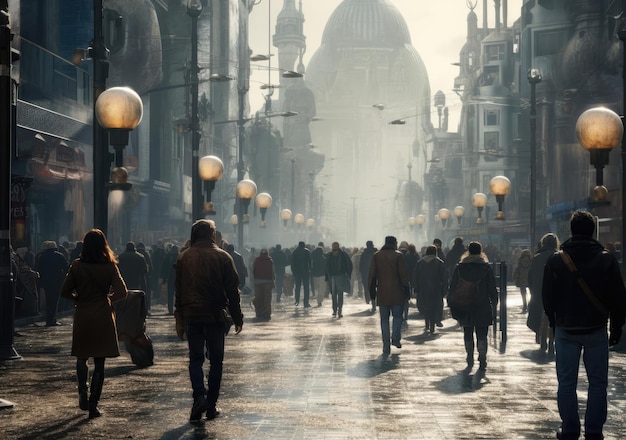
[248,0,524,130]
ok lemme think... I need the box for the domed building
[306,0,433,244]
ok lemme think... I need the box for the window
[483,132,500,162]
[534,29,567,57]
[485,43,505,62]
[484,110,500,126]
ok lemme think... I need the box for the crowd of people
[12,209,626,439]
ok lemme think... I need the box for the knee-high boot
[477,340,488,370]
[464,339,474,368]
[77,362,89,411]
[88,371,104,419]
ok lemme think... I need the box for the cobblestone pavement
[2,289,626,439]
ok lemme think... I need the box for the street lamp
[95,87,144,193]
[230,214,238,232]
[473,192,487,224]
[236,179,257,249]
[454,206,465,227]
[295,213,305,230]
[280,208,292,229]
[575,106,623,202]
[528,68,542,248]
[416,214,426,228]
[198,155,224,216]
[408,216,416,230]
[306,218,315,230]
[438,208,451,228]
[489,176,511,220]
[255,192,273,227]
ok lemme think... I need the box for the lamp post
[408,216,416,231]
[473,192,487,224]
[454,206,465,227]
[280,208,292,229]
[187,0,203,222]
[92,0,110,235]
[0,0,19,363]
[255,192,273,227]
[438,208,451,229]
[489,176,511,220]
[236,179,257,250]
[295,213,305,231]
[528,68,542,248]
[198,155,224,216]
[95,87,144,192]
[575,107,623,203]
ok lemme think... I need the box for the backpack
[448,275,481,318]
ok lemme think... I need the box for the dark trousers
[275,272,285,300]
[43,286,60,325]
[186,322,225,408]
[294,274,310,305]
[166,281,175,314]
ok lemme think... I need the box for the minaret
[273,0,306,84]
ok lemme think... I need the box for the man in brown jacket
[175,219,244,423]
[368,236,410,356]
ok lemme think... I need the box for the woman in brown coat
[61,229,127,419]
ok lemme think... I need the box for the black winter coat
[448,255,498,327]
[526,246,555,333]
[542,236,626,333]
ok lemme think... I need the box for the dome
[321,0,412,48]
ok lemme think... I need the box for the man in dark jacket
[445,236,466,276]
[174,219,243,423]
[270,245,289,302]
[310,242,326,307]
[359,240,377,312]
[291,241,312,307]
[413,245,446,335]
[136,242,153,312]
[543,211,626,440]
[367,236,409,356]
[36,241,69,326]
[325,242,352,318]
[117,241,148,293]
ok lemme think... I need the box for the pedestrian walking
[252,248,274,321]
[271,245,288,302]
[513,248,532,313]
[117,241,148,293]
[310,242,326,307]
[325,241,352,318]
[161,244,178,314]
[368,236,410,356]
[413,245,446,335]
[36,240,69,326]
[542,210,626,440]
[136,242,153,313]
[359,240,377,312]
[291,241,312,307]
[226,243,249,292]
[432,238,446,327]
[351,248,363,298]
[60,229,128,419]
[527,233,559,353]
[448,241,498,371]
[445,236,466,276]
[174,219,244,423]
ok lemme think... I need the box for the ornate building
[305,0,433,245]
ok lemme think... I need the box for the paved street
[2,289,626,440]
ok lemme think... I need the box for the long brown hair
[80,229,118,264]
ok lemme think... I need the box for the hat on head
[468,241,482,255]
[365,240,374,249]
[399,241,409,250]
[42,241,57,250]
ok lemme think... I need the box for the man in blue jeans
[367,236,410,356]
[175,220,244,423]
[543,210,626,440]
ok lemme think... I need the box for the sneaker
[190,397,209,423]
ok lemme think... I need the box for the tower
[273,0,306,86]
